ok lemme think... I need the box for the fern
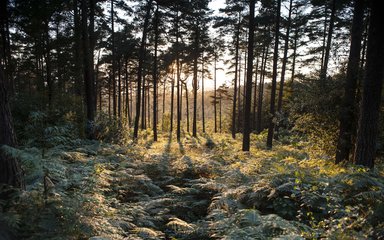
[166,217,196,234]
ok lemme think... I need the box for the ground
[1,131,383,239]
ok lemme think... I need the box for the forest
[0,0,384,239]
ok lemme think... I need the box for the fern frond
[166,217,196,233]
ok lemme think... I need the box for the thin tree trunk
[275,0,293,139]
[118,58,122,118]
[266,0,281,149]
[257,44,269,133]
[153,3,159,141]
[201,55,205,133]
[291,27,298,84]
[232,13,241,139]
[214,55,217,133]
[81,0,96,138]
[170,71,175,132]
[176,11,181,141]
[252,54,259,130]
[192,20,200,138]
[133,0,153,139]
[242,0,255,151]
[185,83,190,133]
[320,0,336,83]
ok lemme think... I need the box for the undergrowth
[1,131,383,239]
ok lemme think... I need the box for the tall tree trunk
[353,1,384,168]
[111,0,117,117]
[81,0,96,139]
[162,80,166,130]
[214,55,217,133]
[275,0,293,139]
[44,20,53,107]
[232,13,241,139]
[335,0,364,164]
[170,72,175,132]
[176,11,181,141]
[201,55,205,133]
[125,59,131,125]
[252,54,259,130]
[266,0,281,149]
[242,0,255,151]
[320,0,336,83]
[185,83,190,133]
[133,0,153,139]
[153,3,159,141]
[237,53,242,132]
[0,67,24,189]
[118,58,122,118]
[1,0,13,94]
[291,26,299,84]
[141,73,146,129]
[192,21,199,138]
[257,43,269,133]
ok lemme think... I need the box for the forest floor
[1,132,384,239]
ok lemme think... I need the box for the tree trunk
[252,54,259,131]
[242,0,255,151]
[257,43,269,133]
[133,0,153,139]
[153,3,159,141]
[201,55,205,133]
[192,21,199,138]
[291,26,298,84]
[353,1,384,168]
[118,58,122,118]
[275,0,293,139]
[214,55,217,133]
[170,71,175,132]
[231,13,241,139]
[320,0,336,83]
[81,0,96,139]
[176,11,181,141]
[0,67,24,188]
[266,0,281,149]
[335,0,364,164]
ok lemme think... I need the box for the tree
[215,1,245,139]
[275,0,293,139]
[81,0,96,139]
[266,0,281,149]
[335,0,365,164]
[242,0,255,151]
[0,67,24,188]
[353,1,384,168]
[319,0,336,83]
[152,3,160,141]
[133,0,153,140]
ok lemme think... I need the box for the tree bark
[133,0,153,139]
[242,0,255,151]
[353,1,384,168]
[231,13,241,139]
[192,20,199,138]
[266,0,281,149]
[81,0,96,139]
[153,3,159,141]
[335,0,364,164]
[0,67,24,188]
[320,0,336,83]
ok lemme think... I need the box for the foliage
[1,130,383,239]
